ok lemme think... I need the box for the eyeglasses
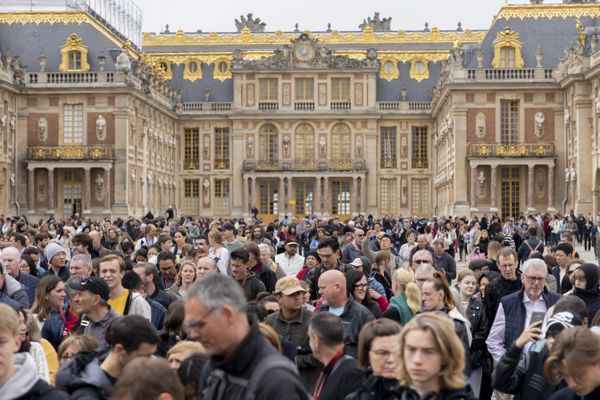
[370,349,397,358]
[498,263,515,270]
[354,283,368,289]
[183,308,215,331]
[318,252,334,258]
[414,259,430,265]
[523,273,545,283]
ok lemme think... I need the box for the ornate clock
[294,43,315,62]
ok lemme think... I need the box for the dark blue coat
[15,272,39,306]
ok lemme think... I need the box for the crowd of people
[0,210,600,399]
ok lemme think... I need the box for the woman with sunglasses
[346,318,402,400]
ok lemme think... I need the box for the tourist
[166,340,204,370]
[382,268,420,325]
[57,335,99,366]
[166,260,197,301]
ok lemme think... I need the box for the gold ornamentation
[468,143,555,157]
[28,145,114,160]
[0,12,138,59]
[577,18,586,47]
[495,3,600,22]
[409,57,429,82]
[59,33,90,72]
[183,58,203,82]
[212,58,232,81]
[142,28,485,47]
[491,27,525,69]
[379,56,399,81]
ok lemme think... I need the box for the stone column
[527,164,535,212]
[314,177,321,216]
[278,177,285,219]
[490,165,498,213]
[83,167,91,214]
[352,176,358,215]
[27,167,35,213]
[251,177,257,210]
[47,167,55,214]
[323,176,329,216]
[470,165,478,212]
[103,166,112,213]
[548,163,555,212]
[360,176,367,215]
[242,176,249,216]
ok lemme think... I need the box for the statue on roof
[235,13,266,33]
[359,13,392,32]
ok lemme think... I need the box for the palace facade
[1,0,600,221]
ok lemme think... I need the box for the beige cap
[274,276,306,295]
[349,258,364,267]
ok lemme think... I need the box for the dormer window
[59,34,90,72]
[492,27,524,69]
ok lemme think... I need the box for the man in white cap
[275,239,305,276]
[41,242,70,282]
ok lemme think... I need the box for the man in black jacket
[484,247,523,329]
[186,274,309,400]
[309,312,364,400]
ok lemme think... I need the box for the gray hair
[65,276,83,296]
[185,273,247,314]
[522,258,547,275]
[70,254,92,270]
[134,262,159,279]
[258,243,272,255]
[413,249,433,263]
[432,239,445,247]
[415,263,437,275]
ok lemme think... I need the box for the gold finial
[577,18,586,46]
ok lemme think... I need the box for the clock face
[294,44,315,62]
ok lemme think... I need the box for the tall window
[183,179,199,213]
[63,104,83,144]
[411,126,428,168]
[331,123,351,159]
[294,123,315,159]
[500,100,519,145]
[259,78,278,101]
[500,47,516,68]
[380,179,398,215]
[331,179,351,215]
[331,78,350,101]
[214,179,230,215]
[380,126,397,169]
[411,178,429,215]
[183,128,199,170]
[68,51,82,70]
[259,123,278,161]
[295,78,314,101]
[295,180,314,215]
[258,178,278,215]
[214,127,230,169]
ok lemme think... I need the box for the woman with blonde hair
[486,240,502,272]
[382,268,420,325]
[544,326,600,399]
[396,312,474,399]
[208,229,229,275]
[166,260,197,300]
[166,340,204,370]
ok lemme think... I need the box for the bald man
[316,270,375,357]
[89,230,110,260]
[196,256,218,278]
[1,246,39,305]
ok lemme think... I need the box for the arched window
[259,123,278,161]
[331,123,351,160]
[294,123,315,160]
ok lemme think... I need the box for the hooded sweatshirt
[573,263,600,319]
[0,353,68,400]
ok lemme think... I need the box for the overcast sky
[140,0,533,34]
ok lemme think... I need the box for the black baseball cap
[69,276,110,301]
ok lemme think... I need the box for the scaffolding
[0,0,142,47]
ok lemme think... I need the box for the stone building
[1,0,600,221]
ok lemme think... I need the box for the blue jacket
[146,297,165,330]
[501,290,561,350]
[15,272,39,306]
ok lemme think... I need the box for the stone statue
[204,88,210,102]
[39,54,46,72]
[203,178,210,204]
[476,112,486,138]
[9,115,15,133]
[535,46,543,68]
[247,136,254,156]
[478,171,486,198]
[356,136,363,156]
[95,174,104,201]
[359,12,392,32]
[319,136,326,155]
[596,98,600,115]
[535,112,545,136]
[96,115,106,140]
[283,137,290,155]
[235,13,266,33]
[564,108,571,125]
[130,170,136,183]
[37,118,48,141]
[476,49,484,68]
[9,173,15,187]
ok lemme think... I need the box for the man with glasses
[486,258,561,363]
[185,273,309,399]
[410,249,434,274]
[484,247,523,328]
[341,229,364,263]
[306,238,349,300]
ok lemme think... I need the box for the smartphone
[529,311,546,326]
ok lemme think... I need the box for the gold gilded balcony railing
[28,145,115,160]
[467,143,555,158]
[243,159,366,172]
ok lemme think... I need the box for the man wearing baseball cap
[266,276,320,389]
[275,239,305,277]
[69,276,119,343]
